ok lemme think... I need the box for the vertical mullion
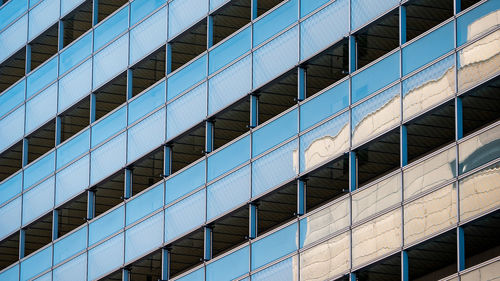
[162,247,171,280]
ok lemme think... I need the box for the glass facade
[0,0,499,280]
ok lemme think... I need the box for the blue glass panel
[94,6,129,51]
[208,55,251,115]
[53,253,86,281]
[165,160,206,205]
[131,0,166,26]
[126,183,164,225]
[127,107,166,162]
[351,0,399,30]
[210,0,227,11]
[300,0,349,60]
[207,165,250,220]
[352,84,401,146]
[206,246,249,281]
[28,0,59,40]
[90,133,126,185]
[61,0,86,17]
[299,111,349,172]
[89,205,124,246]
[0,79,25,118]
[0,105,24,154]
[300,80,348,131]
[403,22,454,76]
[253,0,298,47]
[27,56,58,99]
[54,226,87,265]
[177,268,205,281]
[22,176,54,225]
[253,109,297,157]
[57,129,90,170]
[251,258,295,281]
[32,270,50,281]
[125,212,163,262]
[351,51,400,103]
[0,0,28,31]
[457,0,500,46]
[93,35,129,90]
[130,6,166,65]
[58,59,92,112]
[91,106,126,147]
[0,264,19,281]
[129,81,166,125]
[165,190,205,242]
[167,55,207,101]
[20,245,52,281]
[25,83,57,134]
[23,151,55,190]
[0,197,21,240]
[209,27,251,74]
[0,15,27,64]
[55,155,89,206]
[29,0,40,8]
[59,32,92,75]
[168,0,208,39]
[207,135,250,181]
[166,82,207,140]
[252,139,298,197]
[0,172,22,206]
[251,223,298,270]
[253,26,298,88]
[300,0,329,17]
[88,233,124,281]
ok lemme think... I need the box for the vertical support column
[348,35,357,73]
[207,15,214,48]
[19,229,26,259]
[90,93,97,123]
[92,0,99,26]
[250,94,259,128]
[401,125,408,167]
[297,67,306,102]
[297,179,306,216]
[122,268,130,281]
[126,69,134,100]
[58,20,65,51]
[251,0,258,20]
[205,120,214,154]
[249,203,258,239]
[55,116,62,146]
[454,0,461,14]
[25,44,32,74]
[203,226,213,261]
[402,250,409,281]
[22,138,29,166]
[87,190,96,220]
[161,248,171,281]
[399,5,407,45]
[124,168,133,200]
[349,273,356,281]
[456,96,463,140]
[163,145,172,177]
[458,226,465,272]
[52,209,60,240]
[349,151,357,191]
[166,44,172,75]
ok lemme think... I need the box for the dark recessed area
[462,77,500,137]
[0,47,25,93]
[93,72,127,122]
[27,119,56,164]
[97,0,128,23]
[131,149,164,196]
[29,23,58,72]
[405,0,454,42]
[211,206,248,258]
[168,230,204,278]
[93,171,124,217]
[257,70,297,125]
[169,20,207,73]
[170,125,205,174]
[256,181,296,236]
[61,0,93,48]
[0,232,19,271]
[463,210,500,269]
[212,0,251,45]
[356,253,401,281]
[129,250,162,281]
[24,213,52,258]
[57,193,87,238]
[213,98,250,150]
[59,97,90,143]
[131,46,166,98]
[0,141,22,182]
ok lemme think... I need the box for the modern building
[0,0,499,280]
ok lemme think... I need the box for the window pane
[20,245,52,281]
[126,183,164,226]
[128,81,166,125]
[22,176,54,226]
[127,107,166,163]
[55,155,89,206]
[456,0,500,46]
[0,105,24,153]
[56,129,90,170]
[59,32,92,75]
[25,83,57,134]
[125,212,163,263]
[28,0,59,40]
[53,253,86,281]
[90,132,126,185]
[459,123,500,175]
[0,197,21,240]
[23,151,55,190]
[252,258,296,281]
[27,56,58,99]
[0,264,19,281]
[351,0,398,31]
[251,223,298,270]
[0,79,25,118]
[0,15,27,64]
[168,0,208,39]
[130,7,167,65]
[0,0,28,31]
[252,109,297,157]
[61,0,86,17]
[0,172,22,206]
[91,106,126,148]
[300,0,329,17]
[165,190,205,242]
[130,0,166,26]
[94,6,129,51]
[58,59,92,113]
[88,233,124,281]
[89,205,124,246]
[207,135,250,182]
[253,0,298,47]
[53,226,87,265]
[93,35,129,90]
[165,160,206,205]
[209,27,251,75]
[206,246,249,281]
[167,54,207,101]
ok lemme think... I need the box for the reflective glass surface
[53,253,86,281]
[0,172,22,206]
[126,183,164,226]
[25,83,57,134]
[23,151,55,190]
[253,0,298,47]
[59,32,92,75]
[300,0,329,17]
[92,35,129,90]
[94,6,129,51]
[0,79,25,118]
[168,0,208,39]
[56,129,90,170]
[209,27,250,74]
[20,245,52,281]
[53,226,87,265]
[28,0,59,40]
[127,107,166,163]
[88,233,124,281]
[0,0,27,31]
[0,264,19,281]
[58,59,92,113]
[130,7,167,65]
[90,132,126,185]
[0,15,27,64]
[251,223,298,270]
[207,135,250,181]
[61,0,86,17]
[27,56,58,99]
[167,55,207,101]
[55,155,89,206]
[128,81,166,125]
[89,205,124,246]
[351,0,399,30]
[459,124,500,174]
[0,105,24,154]
[461,259,500,281]
[177,268,205,281]
[253,109,297,157]
[251,257,296,281]
[165,160,206,205]
[0,197,21,240]
[130,0,166,26]
[164,190,206,242]
[125,212,163,262]
[91,106,126,148]
[22,176,54,226]
[457,0,500,46]
[206,246,249,281]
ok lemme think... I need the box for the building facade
[0,0,499,280]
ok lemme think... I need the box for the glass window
[130,0,166,26]
[460,258,500,281]
[459,123,500,175]
[125,212,163,263]
[0,79,25,118]
[404,146,456,200]
[168,0,208,39]
[126,183,164,226]
[53,253,86,281]
[0,197,21,240]
[352,84,401,147]
[127,107,166,163]
[58,59,92,113]
[352,208,402,267]
[0,0,28,31]
[402,55,455,121]
[253,0,298,47]
[89,205,125,246]
[91,106,126,148]
[166,82,207,141]
[210,0,227,11]
[128,81,166,125]
[28,0,59,40]
[55,155,89,206]
[94,6,129,51]
[251,223,298,270]
[404,184,457,245]
[165,190,206,242]
[130,7,167,65]
[0,171,22,206]
[457,0,500,46]
[253,26,298,88]
[252,257,296,281]
[299,111,349,172]
[300,0,349,60]
[56,129,90,170]
[351,0,399,31]
[59,32,93,75]
[23,151,55,190]
[90,132,126,185]
[300,231,350,280]
[165,160,206,205]
[20,245,52,281]
[0,105,24,154]
[93,35,129,90]
[207,165,250,220]
[207,135,250,181]
[0,15,27,64]
[0,264,19,281]
[61,0,86,18]
[22,176,54,226]
[176,267,205,281]
[402,22,454,76]
[252,139,298,197]
[54,226,87,265]
[88,233,124,281]
[206,246,249,281]
[26,56,58,99]
[167,54,207,101]
[252,109,298,157]
[25,83,57,134]
[209,27,251,75]
[300,0,329,17]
